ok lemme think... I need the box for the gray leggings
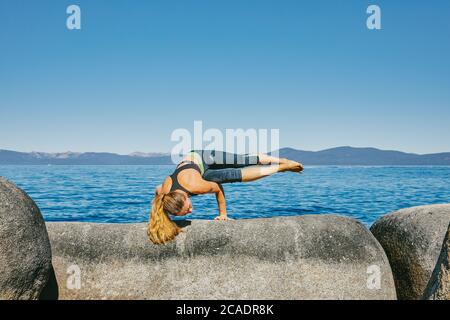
[191,150,259,184]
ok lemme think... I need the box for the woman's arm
[190,179,229,220]
[213,183,228,220]
[155,184,162,195]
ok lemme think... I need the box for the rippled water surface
[1,165,450,225]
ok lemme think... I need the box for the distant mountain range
[0,150,171,165]
[277,147,450,165]
[1,147,450,165]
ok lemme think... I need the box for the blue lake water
[1,165,450,226]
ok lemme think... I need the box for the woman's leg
[203,150,302,168]
[257,153,304,173]
[201,150,304,184]
[241,162,302,182]
[202,150,259,169]
[257,153,299,165]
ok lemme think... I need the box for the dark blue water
[1,165,450,226]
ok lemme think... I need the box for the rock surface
[423,223,450,300]
[370,204,450,300]
[47,215,396,300]
[0,177,54,299]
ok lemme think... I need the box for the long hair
[147,192,185,245]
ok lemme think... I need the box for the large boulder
[423,223,450,300]
[47,215,396,300]
[0,177,54,299]
[370,204,450,300]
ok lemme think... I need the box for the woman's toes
[288,161,304,172]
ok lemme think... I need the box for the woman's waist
[181,150,205,174]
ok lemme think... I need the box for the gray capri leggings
[191,150,259,184]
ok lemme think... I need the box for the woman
[148,150,303,244]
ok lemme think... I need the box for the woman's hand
[214,215,232,221]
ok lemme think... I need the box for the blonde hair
[147,192,186,245]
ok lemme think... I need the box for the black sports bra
[169,161,202,197]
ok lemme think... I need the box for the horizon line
[1,146,450,156]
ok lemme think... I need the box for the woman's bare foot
[258,154,291,165]
[277,162,300,173]
[286,160,304,173]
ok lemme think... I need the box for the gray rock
[47,215,396,300]
[0,177,54,299]
[370,204,450,300]
[423,223,450,300]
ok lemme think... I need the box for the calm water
[1,165,450,226]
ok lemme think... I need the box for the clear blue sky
[1,0,449,154]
